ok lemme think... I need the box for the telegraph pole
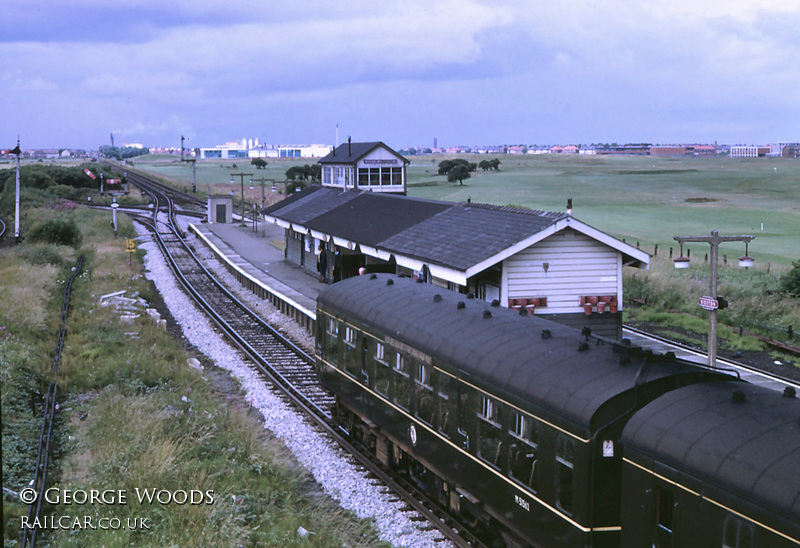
[673,231,755,368]
[230,172,252,226]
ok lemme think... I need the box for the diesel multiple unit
[315,274,800,547]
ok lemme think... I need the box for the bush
[27,217,82,248]
[24,244,66,266]
[781,260,800,298]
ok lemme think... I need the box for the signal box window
[509,411,538,491]
[556,434,575,514]
[477,395,504,469]
[723,515,753,548]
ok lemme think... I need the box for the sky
[2,0,798,150]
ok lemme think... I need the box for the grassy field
[405,153,800,269]
[129,153,799,268]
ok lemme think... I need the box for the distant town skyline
[2,1,799,150]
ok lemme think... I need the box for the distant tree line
[99,145,150,160]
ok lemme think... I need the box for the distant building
[730,146,771,158]
[200,139,331,160]
[318,140,408,194]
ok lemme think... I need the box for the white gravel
[135,221,449,548]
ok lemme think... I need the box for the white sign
[699,296,718,310]
[603,440,614,458]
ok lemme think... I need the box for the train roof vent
[386,279,394,286]
[732,390,746,404]
[491,299,500,307]
[519,308,528,316]
[457,301,466,309]
[483,310,492,319]
[467,293,475,299]
[541,329,551,339]
[416,277,424,283]
[578,341,590,352]
[370,273,377,280]
[433,294,442,303]
[783,386,797,399]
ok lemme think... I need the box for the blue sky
[2,0,798,150]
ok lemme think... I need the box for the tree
[251,158,268,170]
[286,166,308,181]
[447,164,471,185]
[438,160,456,175]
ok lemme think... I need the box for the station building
[263,186,649,339]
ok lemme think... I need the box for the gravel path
[135,222,448,548]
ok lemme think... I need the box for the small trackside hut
[315,274,729,547]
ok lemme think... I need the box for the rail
[21,255,85,548]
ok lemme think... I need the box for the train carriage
[620,381,800,548]
[316,274,730,547]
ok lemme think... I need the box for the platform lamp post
[673,230,755,368]
[230,172,252,226]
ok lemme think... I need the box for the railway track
[21,255,84,548]
[125,172,477,547]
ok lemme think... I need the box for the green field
[129,153,799,269]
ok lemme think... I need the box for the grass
[1,207,389,547]
[406,154,800,268]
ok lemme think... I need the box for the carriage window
[556,434,575,514]
[722,515,753,548]
[325,317,339,366]
[478,395,504,469]
[415,364,434,425]
[342,326,359,378]
[436,372,451,437]
[393,354,411,410]
[653,487,674,548]
[375,342,385,362]
[375,346,392,397]
[509,411,538,491]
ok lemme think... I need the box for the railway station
[188,218,791,392]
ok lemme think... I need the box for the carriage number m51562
[514,494,530,512]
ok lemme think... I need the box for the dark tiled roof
[305,193,450,247]
[382,203,566,270]
[262,186,359,225]
[318,141,407,164]
[265,188,567,271]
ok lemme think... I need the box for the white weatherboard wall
[503,229,621,314]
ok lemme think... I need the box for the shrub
[780,260,800,298]
[27,217,82,248]
[24,244,66,266]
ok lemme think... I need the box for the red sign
[84,169,96,180]
[699,296,718,310]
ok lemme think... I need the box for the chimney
[348,136,351,156]
[567,198,573,216]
